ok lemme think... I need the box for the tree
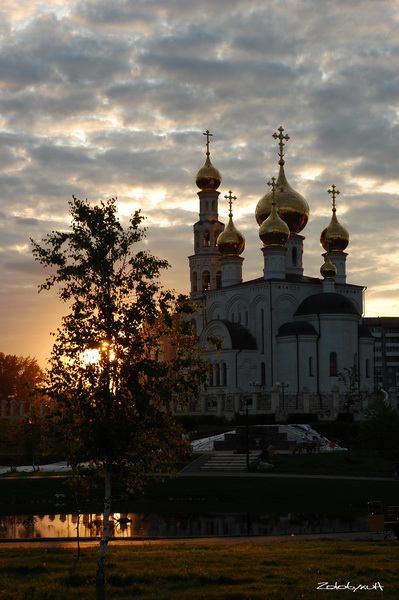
[0,353,43,409]
[31,196,208,588]
[338,366,361,461]
[360,394,399,459]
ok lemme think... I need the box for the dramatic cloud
[0,0,398,365]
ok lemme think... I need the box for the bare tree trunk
[96,469,112,587]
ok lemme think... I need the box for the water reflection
[0,512,367,539]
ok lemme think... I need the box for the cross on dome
[272,126,290,161]
[328,184,340,212]
[267,177,277,202]
[224,190,237,218]
[203,129,213,156]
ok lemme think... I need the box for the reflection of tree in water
[0,512,369,539]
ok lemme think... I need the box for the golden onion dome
[259,178,290,247]
[195,129,222,190]
[320,254,337,280]
[217,217,245,256]
[255,161,309,233]
[320,185,349,252]
[255,127,309,234]
[217,191,245,256]
[195,155,222,190]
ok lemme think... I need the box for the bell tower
[189,130,225,299]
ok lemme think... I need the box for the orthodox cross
[203,130,213,156]
[267,177,277,205]
[272,126,290,160]
[328,184,340,212]
[225,190,237,218]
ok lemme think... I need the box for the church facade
[187,128,375,421]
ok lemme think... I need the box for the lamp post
[276,381,290,412]
[244,382,258,469]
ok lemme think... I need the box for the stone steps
[199,452,260,472]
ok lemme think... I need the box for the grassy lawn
[261,448,395,477]
[0,540,397,599]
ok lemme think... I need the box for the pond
[0,512,368,539]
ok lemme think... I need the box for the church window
[221,362,227,386]
[203,231,210,247]
[212,200,216,211]
[260,309,265,354]
[261,362,266,386]
[215,363,220,386]
[216,271,222,289]
[205,201,209,211]
[292,247,297,266]
[308,357,313,376]
[329,352,338,376]
[195,231,199,248]
[202,271,210,291]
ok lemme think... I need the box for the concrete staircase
[199,452,260,472]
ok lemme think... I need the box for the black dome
[219,320,257,350]
[295,293,360,317]
[358,324,373,338]
[277,321,318,337]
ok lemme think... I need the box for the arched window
[292,247,297,266]
[195,231,199,248]
[261,362,266,386]
[215,364,220,387]
[192,271,198,292]
[203,231,210,247]
[221,363,227,386]
[329,352,338,376]
[216,271,222,289]
[308,357,313,377]
[202,271,210,291]
[212,200,216,212]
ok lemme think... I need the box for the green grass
[0,540,397,599]
[262,448,395,477]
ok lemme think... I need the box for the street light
[276,381,290,411]
[242,392,254,470]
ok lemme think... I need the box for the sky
[0,0,398,367]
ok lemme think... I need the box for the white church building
[187,128,375,421]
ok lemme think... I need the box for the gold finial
[328,184,340,212]
[225,190,237,218]
[272,126,290,162]
[203,129,213,156]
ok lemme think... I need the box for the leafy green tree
[360,394,399,459]
[31,196,207,588]
[0,353,43,407]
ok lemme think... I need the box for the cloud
[0,0,398,365]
